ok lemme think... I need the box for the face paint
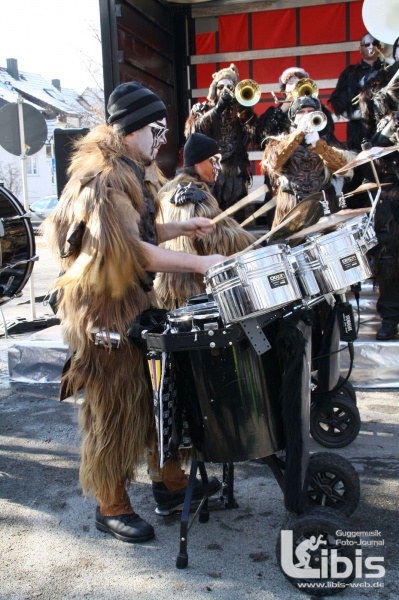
[210,154,222,180]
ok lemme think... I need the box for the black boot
[95,508,155,543]
[152,476,221,515]
[376,320,399,341]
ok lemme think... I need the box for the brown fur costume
[262,130,354,226]
[44,124,161,504]
[154,173,255,309]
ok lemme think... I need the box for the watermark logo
[280,530,385,589]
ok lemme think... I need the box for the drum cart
[144,302,361,594]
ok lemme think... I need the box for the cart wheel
[336,377,357,403]
[310,395,361,448]
[305,452,360,517]
[311,376,357,404]
[276,506,358,595]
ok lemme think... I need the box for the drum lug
[236,261,250,287]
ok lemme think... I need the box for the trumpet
[291,78,319,100]
[306,111,327,132]
[235,79,261,107]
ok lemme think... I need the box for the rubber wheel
[305,452,360,517]
[310,395,361,448]
[311,376,357,404]
[335,377,357,403]
[276,506,359,595]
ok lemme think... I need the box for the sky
[0,0,103,94]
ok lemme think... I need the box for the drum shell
[205,245,302,325]
[167,301,219,333]
[293,227,373,295]
[174,320,285,463]
[338,214,377,253]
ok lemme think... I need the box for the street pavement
[0,237,398,599]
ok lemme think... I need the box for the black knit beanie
[107,82,167,136]
[183,133,221,167]
[288,96,321,120]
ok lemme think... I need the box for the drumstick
[240,196,277,227]
[210,184,267,224]
[232,212,299,258]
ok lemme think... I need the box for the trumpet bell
[292,78,319,100]
[235,79,261,107]
[307,111,328,132]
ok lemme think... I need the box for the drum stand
[176,456,285,570]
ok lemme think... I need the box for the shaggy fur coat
[154,173,255,309]
[44,124,161,504]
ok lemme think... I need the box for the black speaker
[53,127,89,196]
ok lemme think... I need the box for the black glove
[215,88,234,114]
[170,182,207,205]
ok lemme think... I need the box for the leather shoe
[152,476,221,515]
[376,321,399,341]
[95,507,155,543]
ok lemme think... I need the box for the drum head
[0,185,36,305]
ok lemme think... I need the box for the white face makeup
[216,78,234,100]
[124,118,168,163]
[210,153,222,181]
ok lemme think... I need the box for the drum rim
[0,184,36,303]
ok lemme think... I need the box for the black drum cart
[144,300,361,595]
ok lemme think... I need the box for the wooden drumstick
[240,196,277,227]
[210,184,267,225]
[232,212,299,258]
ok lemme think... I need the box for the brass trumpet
[235,79,261,107]
[291,78,319,100]
[306,111,327,132]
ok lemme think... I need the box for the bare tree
[0,161,22,197]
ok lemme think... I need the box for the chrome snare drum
[205,245,302,324]
[292,220,374,296]
[337,214,377,254]
[167,301,220,333]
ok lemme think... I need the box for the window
[45,144,52,159]
[26,156,38,175]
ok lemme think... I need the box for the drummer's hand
[305,130,319,146]
[180,217,215,239]
[197,253,226,275]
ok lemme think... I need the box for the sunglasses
[148,122,169,141]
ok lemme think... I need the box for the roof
[0,65,90,118]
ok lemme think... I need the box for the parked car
[28,195,58,233]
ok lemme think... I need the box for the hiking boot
[95,507,155,543]
[152,476,221,515]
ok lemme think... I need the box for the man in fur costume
[184,64,257,214]
[358,72,399,340]
[261,95,355,227]
[329,33,384,152]
[155,132,255,309]
[44,83,224,544]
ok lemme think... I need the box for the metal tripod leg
[176,459,210,569]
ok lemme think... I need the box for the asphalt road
[0,238,398,599]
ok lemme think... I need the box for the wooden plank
[192,0,359,18]
[190,41,359,65]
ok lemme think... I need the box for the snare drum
[337,214,377,254]
[167,301,220,333]
[205,245,302,324]
[0,185,36,305]
[293,225,373,296]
